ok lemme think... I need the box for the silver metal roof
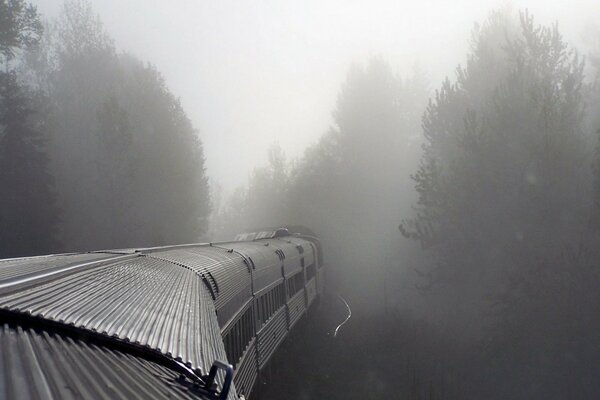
[0,322,208,399]
[0,252,121,287]
[0,254,227,375]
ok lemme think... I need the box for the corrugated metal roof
[0,252,121,286]
[148,246,252,329]
[264,240,303,277]
[0,255,226,376]
[223,242,282,294]
[283,237,316,266]
[0,322,209,400]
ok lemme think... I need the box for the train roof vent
[275,249,286,260]
[200,269,219,300]
[242,257,255,271]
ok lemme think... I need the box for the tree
[0,0,42,63]
[403,9,588,287]
[22,0,211,250]
[401,10,594,397]
[285,58,429,308]
[0,0,60,257]
[95,95,134,247]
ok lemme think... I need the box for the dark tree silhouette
[20,0,211,250]
[401,10,597,399]
[0,0,60,257]
[0,72,60,257]
[0,0,42,62]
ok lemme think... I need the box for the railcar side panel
[232,336,258,399]
[149,246,252,329]
[257,306,287,369]
[287,288,306,330]
[305,276,317,308]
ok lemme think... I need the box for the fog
[29,0,600,192]
[3,0,600,399]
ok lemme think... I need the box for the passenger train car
[0,227,324,400]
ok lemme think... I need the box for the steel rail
[333,294,351,338]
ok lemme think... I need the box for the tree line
[5,1,600,395]
[399,9,600,398]
[0,0,210,257]
[215,8,600,399]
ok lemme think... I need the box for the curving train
[0,227,324,400]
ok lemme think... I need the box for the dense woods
[0,0,209,257]
[212,58,428,315]
[213,8,600,400]
[4,1,600,399]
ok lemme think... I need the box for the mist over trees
[402,9,592,323]
[0,0,59,258]
[213,57,428,310]
[5,1,600,399]
[396,9,600,398]
[215,7,600,400]
[1,0,210,256]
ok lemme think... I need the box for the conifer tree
[0,0,60,257]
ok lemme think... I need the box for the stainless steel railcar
[0,228,323,400]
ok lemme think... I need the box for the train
[0,226,324,400]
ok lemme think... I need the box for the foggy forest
[2,0,600,399]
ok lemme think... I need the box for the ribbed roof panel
[0,322,206,400]
[0,255,226,374]
[149,247,252,317]
[0,253,119,283]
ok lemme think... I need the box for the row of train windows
[223,265,317,366]
[224,305,254,366]
[256,282,285,327]
[286,272,304,298]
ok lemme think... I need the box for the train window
[306,264,316,281]
[257,293,266,327]
[237,323,242,360]
[278,284,284,306]
[234,324,240,364]
[258,297,263,324]
[256,282,286,329]
[225,334,231,362]
[223,305,255,367]
[244,314,248,345]
[286,272,304,298]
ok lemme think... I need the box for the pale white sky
[32,0,600,192]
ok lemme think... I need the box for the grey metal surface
[232,337,258,399]
[265,240,303,278]
[0,322,208,400]
[257,307,287,369]
[0,253,122,291]
[0,235,323,400]
[318,267,326,295]
[227,241,282,294]
[306,278,317,308]
[287,290,306,331]
[148,246,252,329]
[0,255,227,376]
[285,237,315,267]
